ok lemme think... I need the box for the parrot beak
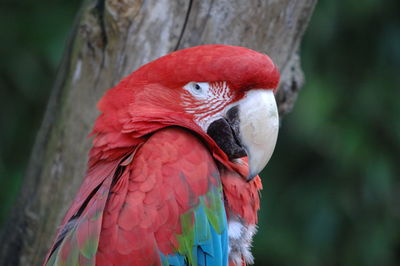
[207,89,279,181]
[236,90,279,181]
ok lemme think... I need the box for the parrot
[44,44,280,266]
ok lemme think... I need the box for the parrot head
[94,45,280,180]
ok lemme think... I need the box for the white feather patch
[228,217,257,265]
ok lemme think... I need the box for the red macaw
[44,45,280,266]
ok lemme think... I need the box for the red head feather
[129,44,279,90]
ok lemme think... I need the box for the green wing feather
[46,176,112,266]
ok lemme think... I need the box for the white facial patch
[181,82,233,130]
[183,82,212,100]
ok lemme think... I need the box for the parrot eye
[184,82,209,99]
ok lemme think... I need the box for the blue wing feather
[160,187,228,266]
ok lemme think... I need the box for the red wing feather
[95,127,221,265]
[44,160,120,264]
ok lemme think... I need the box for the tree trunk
[0,0,316,265]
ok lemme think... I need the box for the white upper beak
[237,90,279,180]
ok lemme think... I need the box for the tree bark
[0,0,316,265]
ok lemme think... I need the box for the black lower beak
[206,106,247,160]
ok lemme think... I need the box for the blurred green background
[1,0,399,265]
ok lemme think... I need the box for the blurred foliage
[0,0,399,265]
[0,0,81,225]
[256,0,400,265]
